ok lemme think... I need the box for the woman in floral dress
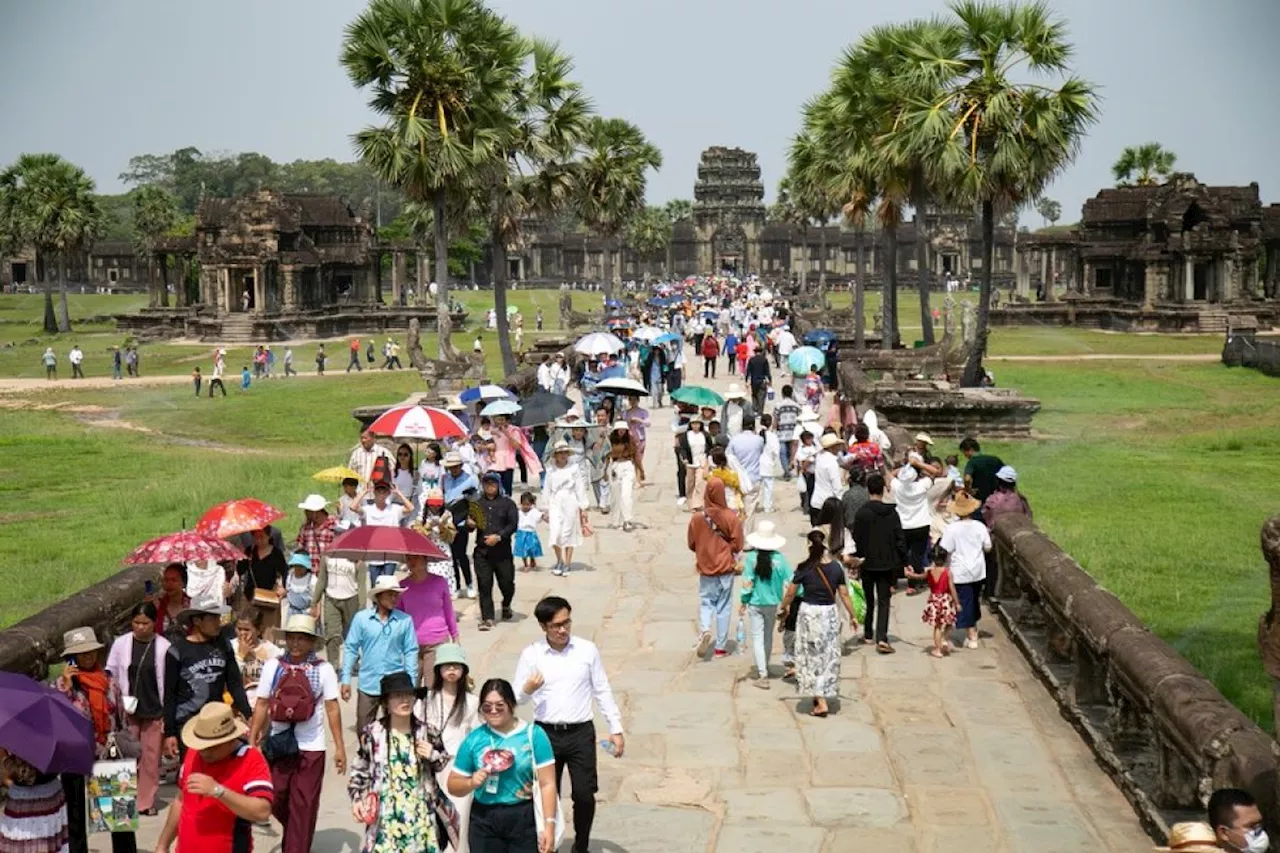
[349,672,457,853]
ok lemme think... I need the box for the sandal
[906,587,922,596]
[876,642,895,655]
[928,649,944,659]
[810,704,829,718]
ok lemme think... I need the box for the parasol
[0,672,97,775]
[369,405,467,441]
[802,329,837,347]
[595,377,648,396]
[196,498,286,539]
[459,385,515,404]
[513,391,575,426]
[789,346,827,376]
[574,332,625,356]
[123,530,246,567]
[313,466,360,484]
[327,525,449,562]
[631,326,664,343]
[671,385,724,408]
[480,399,522,417]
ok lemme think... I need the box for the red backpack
[269,661,317,723]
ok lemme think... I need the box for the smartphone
[64,656,77,668]
[144,580,154,596]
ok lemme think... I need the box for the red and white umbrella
[327,525,449,562]
[123,531,246,567]
[368,405,468,441]
[196,498,286,539]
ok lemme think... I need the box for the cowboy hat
[298,494,330,512]
[280,614,323,638]
[746,520,786,552]
[914,432,934,446]
[724,383,747,399]
[62,626,104,656]
[948,491,982,518]
[996,465,1018,483]
[819,433,843,450]
[181,702,249,752]
[1154,822,1221,853]
[370,576,406,597]
[177,597,232,622]
[443,452,464,467]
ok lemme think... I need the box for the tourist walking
[341,576,419,732]
[315,551,364,667]
[41,346,56,379]
[777,530,858,717]
[470,472,519,631]
[229,608,281,695]
[347,338,363,372]
[397,554,459,685]
[68,344,84,379]
[773,385,802,476]
[745,347,771,413]
[348,430,394,484]
[245,526,288,634]
[981,465,1031,599]
[738,521,792,688]
[514,596,623,853]
[959,437,1005,503]
[893,462,934,594]
[720,384,754,437]
[606,421,642,532]
[152,703,274,853]
[106,603,171,816]
[940,491,992,649]
[209,350,228,397]
[315,344,326,374]
[700,331,719,378]
[248,615,345,853]
[689,478,745,659]
[357,480,414,585]
[153,562,191,642]
[0,751,69,853]
[490,414,543,497]
[163,599,252,763]
[448,679,559,853]
[758,414,781,512]
[514,492,544,571]
[443,452,479,599]
[415,644,480,853]
[544,440,589,577]
[1207,787,1268,853]
[852,474,909,654]
[919,545,960,658]
[678,415,710,511]
[727,416,764,524]
[809,433,845,527]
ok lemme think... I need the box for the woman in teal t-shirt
[448,678,558,853]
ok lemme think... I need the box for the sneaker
[752,678,771,690]
[695,631,712,657]
[713,649,730,659]
[551,563,564,577]
[677,497,687,507]
[964,638,980,650]
[478,620,493,632]
[501,607,514,621]
[466,586,477,599]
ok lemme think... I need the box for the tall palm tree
[786,129,842,304]
[1036,197,1062,227]
[626,206,672,281]
[341,0,526,360]
[0,154,102,333]
[663,198,692,224]
[131,185,179,307]
[1113,143,1176,187]
[575,117,662,301]
[895,0,1098,385]
[772,177,809,293]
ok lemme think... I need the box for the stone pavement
[108,369,1153,853]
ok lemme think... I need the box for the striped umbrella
[368,405,467,441]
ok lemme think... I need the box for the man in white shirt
[68,345,84,379]
[810,433,846,526]
[537,355,554,392]
[347,430,393,484]
[516,596,623,853]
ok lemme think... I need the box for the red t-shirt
[177,743,274,853]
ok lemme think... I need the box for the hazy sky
[2,0,1277,223]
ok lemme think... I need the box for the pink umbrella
[328,525,449,562]
[196,498,286,539]
[123,530,247,567]
[368,405,468,441]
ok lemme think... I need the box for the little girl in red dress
[919,544,960,658]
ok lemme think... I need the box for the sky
[1,0,1277,224]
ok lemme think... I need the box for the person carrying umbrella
[490,413,542,497]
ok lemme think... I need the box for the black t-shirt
[164,637,250,736]
[792,560,846,606]
[965,453,1005,502]
[129,638,163,719]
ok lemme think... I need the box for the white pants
[760,477,775,512]
[610,460,636,526]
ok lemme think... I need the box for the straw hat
[371,576,406,597]
[947,491,982,517]
[181,702,249,752]
[443,452,464,467]
[724,383,747,400]
[62,626,104,656]
[746,520,786,551]
[914,432,934,446]
[1154,822,1221,853]
[819,433,843,450]
[280,614,322,638]
[298,494,330,512]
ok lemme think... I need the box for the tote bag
[528,725,565,848]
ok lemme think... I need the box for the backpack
[269,661,317,723]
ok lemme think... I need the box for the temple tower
[692,147,767,275]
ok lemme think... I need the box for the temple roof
[197,192,366,231]
[1081,175,1262,226]
[1264,205,1280,241]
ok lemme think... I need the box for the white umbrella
[480,399,522,417]
[596,377,649,396]
[631,326,665,343]
[574,332,626,355]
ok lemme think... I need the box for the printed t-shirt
[453,721,555,806]
[177,743,273,853]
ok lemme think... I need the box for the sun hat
[62,626,104,656]
[746,520,786,551]
[287,551,312,571]
[687,414,703,425]
[724,383,747,399]
[1154,822,1222,853]
[947,491,982,518]
[551,439,572,454]
[424,488,445,506]
[433,643,469,670]
[280,614,322,638]
[443,452,464,467]
[379,671,415,698]
[371,576,406,597]
[798,408,820,422]
[298,494,330,512]
[181,702,249,752]
[611,420,629,432]
[178,597,232,622]
[995,465,1018,483]
[914,432,934,446]
[820,433,843,450]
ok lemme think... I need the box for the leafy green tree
[1036,197,1062,227]
[1112,143,1176,187]
[663,198,692,223]
[342,0,526,361]
[130,186,180,307]
[627,206,672,281]
[771,177,809,293]
[575,117,662,300]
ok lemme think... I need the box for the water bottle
[735,619,746,654]
[598,739,616,756]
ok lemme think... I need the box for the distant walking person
[68,344,84,379]
[283,347,297,377]
[41,346,57,379]
[112,345,123,379]
[346,338,362,372]
[315,344,326,375]
[209,351,227,397]
[192,366,202,397]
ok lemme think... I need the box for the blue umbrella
[654,333,682,346]
[803,329,837,347]
[604,299,624,309]
[459,384,515,404]
[698,310,719,320]
[789,346,827,376]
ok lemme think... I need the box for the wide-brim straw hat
[820,433,843,450]
[1154,822,1222,853]
[181,702,249,751]
[746,520,786,551]
[280,614,323,638]
[371,576,407,596]
[551,439,573,454]
[948,491,982,517]
[62,626,105,656]
[914,432,934,446]
[443,452,464,467]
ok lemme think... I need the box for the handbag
[528,725,565,849]
[107,729,142,761]
[262,724,300,762]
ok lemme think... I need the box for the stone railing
[1223,330,1280,377]
[990,514,1278,835]
[0,566,158,680]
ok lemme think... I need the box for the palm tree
[626,206,672,281]
[131,185,179,307]
[1113,143,1176,187]
[663,198,692,224]
[341,0,526,360]
[772,177,809,293]
[0,154,102,333]
[895,1,1098,385]
[1036,197,1062,227]
[575,117,662,301]
[786,129,842,305]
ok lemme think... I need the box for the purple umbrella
[0,672,96,775]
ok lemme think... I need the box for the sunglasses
[480,703,508,714]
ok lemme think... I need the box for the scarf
[77,669,113,744]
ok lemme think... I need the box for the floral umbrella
[123,530,247,567]
[195,498,286,539]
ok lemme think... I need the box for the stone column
[1015,248,1030,299]
[1045,247,1057,302]
[174,256,188,307]
[282,266,297,309]
[1222,255,1236,303]
[1183,255,1194,302]
[390,250,403,306]
[159,254,170,308]
[1142,263,1159,310]
[1040,248,1050,298]
[1082,261,1093,295]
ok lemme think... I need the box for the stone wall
[1223,332,1280,377]
[990,514,1279,834]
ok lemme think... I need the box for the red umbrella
[196,498,286,539]
[368,405,467,441]
[327,525,448,562]
[123,530,246,567]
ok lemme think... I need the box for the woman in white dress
[544,439,589,576]
[415,643,480,853]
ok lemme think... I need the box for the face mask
[1243,829,1270,853]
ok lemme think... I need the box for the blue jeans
[747,604,777,677]
[698,575,735,651]
[778,439,793,475]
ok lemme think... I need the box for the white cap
[996,465,1018,483]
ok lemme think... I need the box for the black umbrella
[514,391,575,427]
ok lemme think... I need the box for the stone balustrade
[990,513,1279,833]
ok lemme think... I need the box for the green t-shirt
[453,721,555,806]
[964,453,1005,502]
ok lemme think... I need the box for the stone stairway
[209,312,256,343]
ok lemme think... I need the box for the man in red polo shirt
[154,703,274,853]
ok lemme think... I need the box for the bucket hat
[62,626,104,656]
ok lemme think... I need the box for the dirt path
[0,370,375,394]
[987,353,1220,362]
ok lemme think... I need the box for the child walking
[240,364,252,390]
[513,491,544,571]
[284,552,317,619]
[918,544,959,658]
